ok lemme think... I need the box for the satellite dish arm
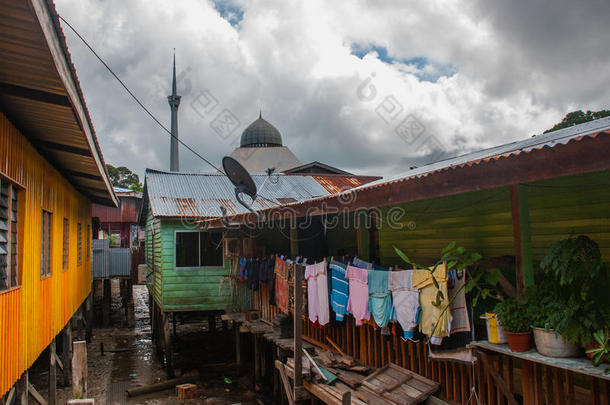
[235,187,264,221]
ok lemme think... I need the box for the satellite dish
[222,156,263,220]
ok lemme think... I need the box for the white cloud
[55,0,610,180]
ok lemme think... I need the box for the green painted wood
[358,211,371,261]
[150,219,232,312]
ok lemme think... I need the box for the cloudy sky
[55,0,610,179]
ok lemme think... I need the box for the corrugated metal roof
[142,169,378,219]
[351,116,610,192]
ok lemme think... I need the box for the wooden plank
[477,351,518,405]
[591,378,600,405]
[278,362,295,405]
[72,341,87,399]
[28,383,47,405]
[49,339,56,405]
[293,263,304,391]
[510,184,535,294]
[552,368,566,405]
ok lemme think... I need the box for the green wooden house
[138,169,378,314]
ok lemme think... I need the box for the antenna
[222,156,264,221]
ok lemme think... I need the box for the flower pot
[481,313,507,344]
[533,327,582,358]
[585,342,610,364]
[505,331,532,352]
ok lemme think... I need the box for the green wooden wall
[144,214,231,312]
[379,170,610,267]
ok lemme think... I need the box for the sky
[54,0,610,180]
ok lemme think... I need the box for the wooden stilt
[234,321,241,366]
[254,335,261,382]
[126,279,135,327]
[71,341,87,399]
[102,279,111,326]
[172,312,177,338]
[84,294,93,343]
[208,314,216,334]
[16,371,28,405]
[61,322,73,386]
[160,311,175,378]
[49,339,56,405]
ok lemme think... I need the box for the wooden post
[72,341,87,399]
[234,321,241,365]
[126,279,135,327]
[84,294,93,342]
[160,311,175,378]
[61,322,73,386]
[293,263,304,396]
[510,184,534,295]
[290,218,299,257]
[49,339,56,405]
[357,211,370,261]
[102,279,111,326]
[520,359,534,405]
[16,371,28,405]
[254,336,261,382]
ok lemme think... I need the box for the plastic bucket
[481,312,508,344]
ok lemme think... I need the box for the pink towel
[346,265,370,325]
[305,261,330,325]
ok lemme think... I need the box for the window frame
[174,230,224,269]
[62,218,69,271]
[0,178,21,292]
[41,209,52,278]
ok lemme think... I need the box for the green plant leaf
[441,241,455,255]
[393,246,411,265]
[432,276,440,290]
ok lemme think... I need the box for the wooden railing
[244,278,608,404]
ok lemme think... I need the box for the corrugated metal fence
[93,239,131,278]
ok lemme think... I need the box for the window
[62,218,69,270]
[86,225,90,261]
[0,179,19,291]
[175,231,223,268]
[41,210,51,277]
[77,222,82,265]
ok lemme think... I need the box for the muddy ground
[29,282,263,405]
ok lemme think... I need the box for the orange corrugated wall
[0,112,93,396]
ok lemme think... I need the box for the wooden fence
[246,277,609,405]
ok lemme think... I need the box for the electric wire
[57,14,225,174]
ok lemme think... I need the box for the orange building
[0,0,117,398]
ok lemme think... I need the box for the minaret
[168,52,181,172]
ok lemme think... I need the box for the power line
[58,14,225,174]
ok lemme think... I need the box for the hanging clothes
[239,257,247,281]
[275,256,289,313]
[388,270,420,339]
[247,259,261,291]
[368,270,393,328]
[412,262,450,344]
[329,260,349,321]
[352,257,372,269]
[346,265,370,326]
[305,260,330,326]
[269,256,276,305]
[448,269,470,333]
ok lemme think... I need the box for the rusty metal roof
[139,169,378,222]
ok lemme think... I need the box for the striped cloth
[329,260,349,321]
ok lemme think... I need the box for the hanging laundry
[368,270,393,328]
[239,257,247,281]
[305,260,330,326]
[448,269,470,333]
[329,260,349,321]
[388,270,420,339]
[275,256,289,313]
[346,265,370,326]
[352,257,372,269]
[247,258,261,291]
[412,262,450,344]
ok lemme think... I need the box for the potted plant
[493,297,532,352]
[532,236,610,357]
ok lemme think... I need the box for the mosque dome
[240,114,283,147]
